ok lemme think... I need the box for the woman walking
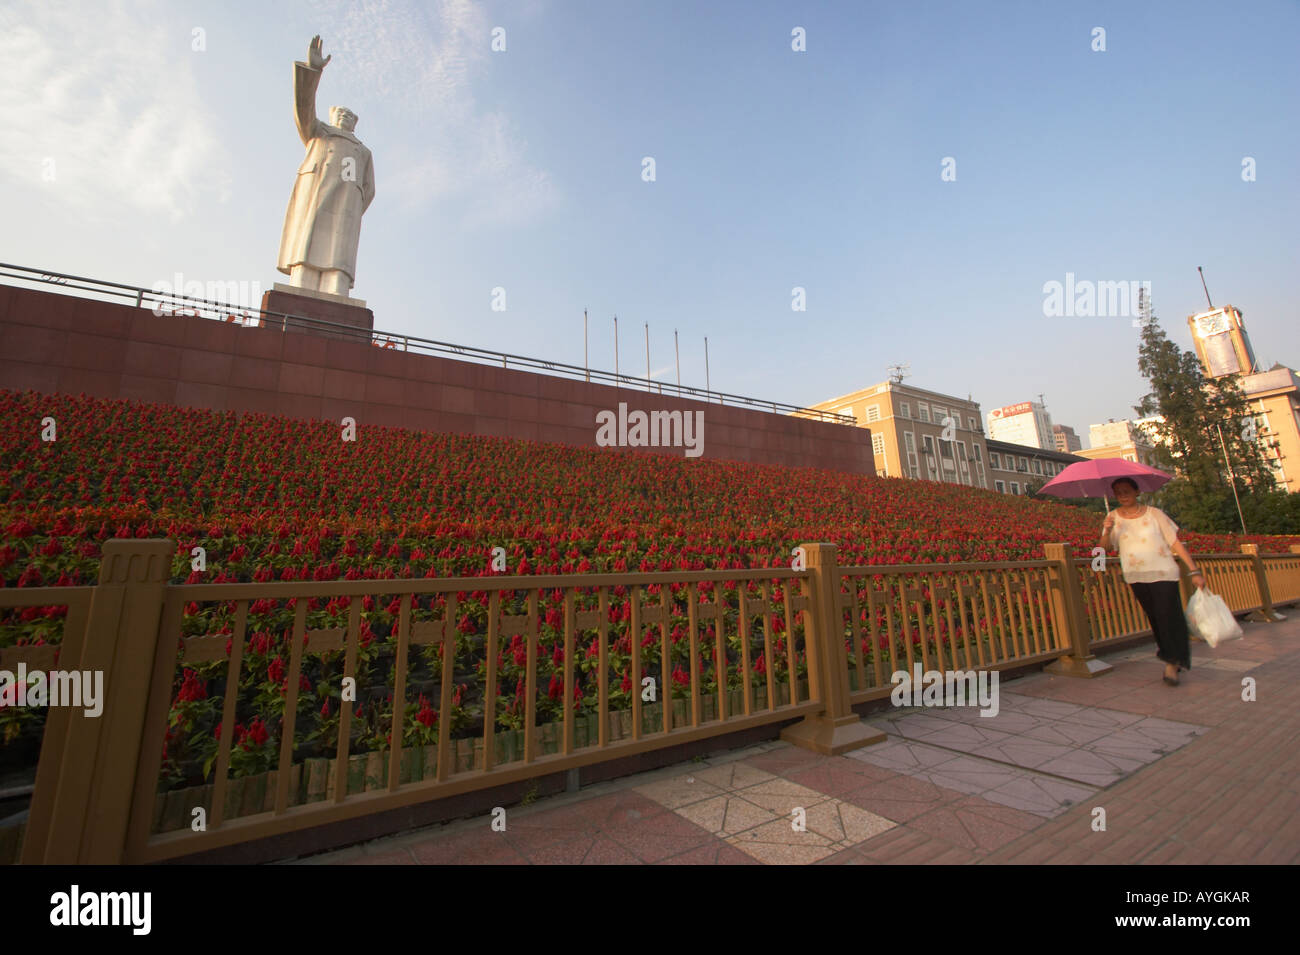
[1099,477,1206,685]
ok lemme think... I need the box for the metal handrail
[0,263,856,425]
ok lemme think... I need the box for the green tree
[1133,309,1277,533]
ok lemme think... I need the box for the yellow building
[1076,443,1161,467]
[1240,364,1300,493]
[807,381,990,487]
[1079,419,1160,468]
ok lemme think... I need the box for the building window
[995,480,1006,493]
[872,434,885,456]
[903,431,916,454]
[917,405,930,423]
[1019,457,1029,472]
[973,444,983,463]
[1010,482,1020,495]
[866,405,881,423]
[899,401,910,419]
[1034,460,1042,474]
[968,416,978,432]
[989,452,1000,469]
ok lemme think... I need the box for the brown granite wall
[0,284,874,474]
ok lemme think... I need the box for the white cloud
[314,0,559,227]
[0,0,232,221]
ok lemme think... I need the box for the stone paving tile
[601,809,718,864]
[1034,749,1145,788]
[783,755,897,796]
[905,801,1037,854]
[847,737,956,773]
[741,745,828,776]
[908,721,1018,750]
[959,710,1050,734]
[1057,705,1153,730]
[632,772,725,809]
[407,829,531,865]
[1020,719,1114,746]
[726,816,839,865]
[969,736,1077,771]
[675,793,779,836]
[839,772,966,823]
[656,841,759,865]
[729,777,826,817]
[876,712,966,740]
[916,754,1029,796]
[979,773,1097,818]
[689,761,776,792]
[574,836,645,865]
[801,799,895,845]
[996,692,1085,721]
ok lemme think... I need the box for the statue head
[330,106,358,132]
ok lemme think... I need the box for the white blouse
[1110,505,1181,584]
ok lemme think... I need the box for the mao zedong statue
[277,36,375,297]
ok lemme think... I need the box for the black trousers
[1129,580,1191,670]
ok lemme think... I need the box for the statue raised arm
[277,35,375,297]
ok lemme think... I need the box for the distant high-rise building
[987,401,1054,449]
[1083,419,1159,468]
[1188,306,1258,379]
[1052,424,1082,453]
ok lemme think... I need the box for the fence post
[1241,543,1284,622]
[1043,543,1112,678]
[779,543,885,755]
[31,538,175,863]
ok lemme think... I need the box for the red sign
[993,401,1033,418]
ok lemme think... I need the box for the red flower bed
[2,389,1295,782]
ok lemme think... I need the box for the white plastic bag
[1186,589,1243,647]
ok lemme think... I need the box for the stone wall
[0,284,874,474]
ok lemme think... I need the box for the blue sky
[3,0,1296,444]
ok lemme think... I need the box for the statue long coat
[276,61,375,285]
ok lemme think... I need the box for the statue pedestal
[261,284,374,344]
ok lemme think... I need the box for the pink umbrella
[1038,459,1173,508]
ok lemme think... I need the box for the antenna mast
[887,362,911,384]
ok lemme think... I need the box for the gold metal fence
[838,560,1067,702]
[1074,559,1151,645]
[9,537,1298,864]
[0,585,94,867]
[120,567,816,863]
[1260,550,1300,607]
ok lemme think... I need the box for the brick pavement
[301,613,1300,865]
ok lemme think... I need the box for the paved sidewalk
[303,613,1300,865]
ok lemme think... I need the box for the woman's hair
[1110,477,1139,493]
